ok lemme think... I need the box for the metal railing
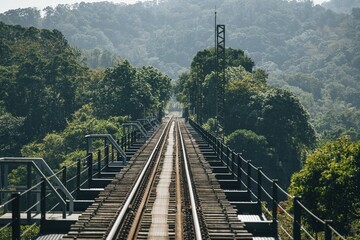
[189,119,346,240]
[0,118,156,239]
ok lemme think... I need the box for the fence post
[237,154,242,189]
[272,179,279,237]
[87,152,93,188]
[217,140,221,160]
[111,144,114,162]
[98,149,101,176]
[257,167,262,203]
[293,196,302,240]
[27,163,31,223]
[122,135,126,151]
[221,143,225,164]
[324,220,333,240]
[247,160,252,192]
[226,147,230,170]
[231,151,235,176]
[11,192,20,240]
[105,145,109,168]
[40,178,46,229]
[134,131,138,143]
[117,139,121,161]
[76,159,81,198]
[127,133,131,149]
[62,166,67,219]
[131,131,134,145]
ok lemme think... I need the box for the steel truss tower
[216,24,225,136]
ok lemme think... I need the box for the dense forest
[0,0,359,142]
[0,22,171,170]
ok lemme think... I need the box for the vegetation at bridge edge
[0,22,172,179]
[289,136,360,236]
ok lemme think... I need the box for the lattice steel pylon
[216,24,226,137]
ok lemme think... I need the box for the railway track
[63,117,252,239]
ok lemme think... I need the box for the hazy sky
[0,0,329,14]
[0,0,148,13]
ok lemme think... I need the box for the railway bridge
[0,116,345,239]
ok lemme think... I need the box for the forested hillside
[322,0,360,13]
[1,0,359,142]
[0,22,171,169]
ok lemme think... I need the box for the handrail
[85,134,127,165]
[137,118,156,130]
[0,157,73,213]
[123,122,147,138]
[188,118,346,240]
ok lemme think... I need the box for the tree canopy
[289,136,360,235]
[0,22,172,158]
[176,48,316,183]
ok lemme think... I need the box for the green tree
[226,129,279,179]
[21,104,126,170]
[0,102,25,156]
[289,136,360,234]
[94,60,150,119]
[136,66,172,116]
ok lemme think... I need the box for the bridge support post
[62,166,67,219]
[127,133,131,150]
[116,139,121,161]
[324,220,333,240]
[272,179,279,237]
[40,178,46,230]
[76,159,81,198]
[220,143,225,164]
[11,192,20,240]
[257,167,262,203]
[87,153,93,188]
[27,163,32,223]
[98,149,101,176]
[247,160,252,193]
[231,151,235,176]
[105,145,109,168]
[226,147,230,171]
[237,154,242,189]
[293,195,302,240]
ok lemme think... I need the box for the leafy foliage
[0,102,25,156]
[0,22,87,145]
[289,137,360,234]
[93,60,172,119]
[21,104,126,171]
[227,129,278,178]
[176,48,316,183]
[0,22,172,158]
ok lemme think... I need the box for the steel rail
[177,121,203,240]
[106,117,172,240]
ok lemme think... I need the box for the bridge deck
[61,118,253,239]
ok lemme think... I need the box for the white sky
[0,0,148,13]
[0,0,329,14]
